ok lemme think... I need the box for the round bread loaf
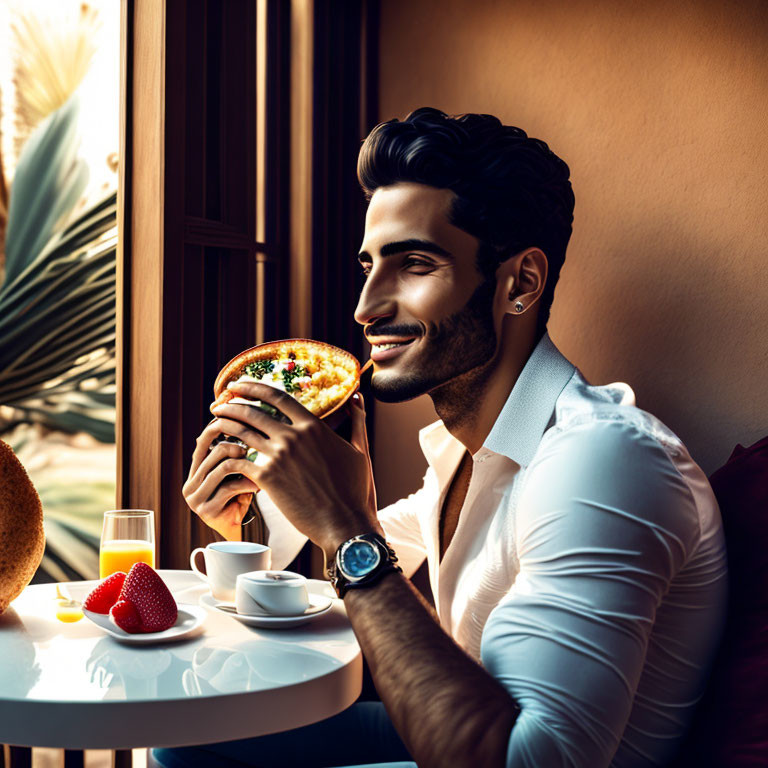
[212,339,361,419]
[0,440,45,615]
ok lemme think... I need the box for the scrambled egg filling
[232,346,357,417]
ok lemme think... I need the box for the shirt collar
[483,331,575,467]
[419,331,576,473]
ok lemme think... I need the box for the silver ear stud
[514,301,524,313]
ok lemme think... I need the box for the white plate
[199,592,333,629]
[82,604,206,644]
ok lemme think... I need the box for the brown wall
[372,0,768,506]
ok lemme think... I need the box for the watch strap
[341,561,400,596]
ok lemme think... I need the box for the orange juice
[99,539,155,578]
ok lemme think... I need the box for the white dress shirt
[259,331,728,768]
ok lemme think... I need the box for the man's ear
[497,247,548,316]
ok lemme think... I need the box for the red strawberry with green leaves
[118,562,178,632]
[109,599,142,633]
[83,571,127,614]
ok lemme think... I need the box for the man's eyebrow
[357,238,453,262]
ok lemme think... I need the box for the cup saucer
[199,592,333,629]
[82,604,206,644]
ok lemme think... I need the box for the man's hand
[183,424,258,540]
[207,383,381,557]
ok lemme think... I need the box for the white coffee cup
[235,570,310,616]
[189,541,271,602]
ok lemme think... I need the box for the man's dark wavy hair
[357,107,575,337]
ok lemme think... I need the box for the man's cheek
[413,291,466,321]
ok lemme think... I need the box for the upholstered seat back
[670,435,768,767]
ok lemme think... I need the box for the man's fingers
[209,480,258,509]
[186,441,246,494]
[225,382,312,423]
[188,464,260,515]
[190,408,271,481]
[187,455,261,507]
[197,482,257,528]
[208,416,273,453]
[189,420,225,478]
[211,402,291,439]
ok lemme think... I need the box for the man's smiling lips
[367,336,417,362]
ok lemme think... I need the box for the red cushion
[670,436,768,767]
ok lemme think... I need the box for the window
[0,0,120,582]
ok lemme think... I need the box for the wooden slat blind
[120,0,290,566]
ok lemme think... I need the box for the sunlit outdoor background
[0,0,119,582]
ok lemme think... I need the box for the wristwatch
[326,533,402,598]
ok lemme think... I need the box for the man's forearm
[344,570,519,768]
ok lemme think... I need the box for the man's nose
[354,272,395,327]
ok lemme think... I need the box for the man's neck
[430,323,539,455]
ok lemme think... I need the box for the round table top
[0,570,362,749]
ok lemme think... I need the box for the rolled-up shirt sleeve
[480,419,700,768]
[259,466,434,576]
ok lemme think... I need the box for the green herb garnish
[244,359,275,378]
[281,363,308,393]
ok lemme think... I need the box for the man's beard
[371,275,499,404]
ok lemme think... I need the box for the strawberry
[118,562,178,632]
[110,599,142,633]
[83,571,127,614]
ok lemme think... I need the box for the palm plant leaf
[0,196,115,323]
[0,194,116,410]
[3,96,88,287]
[0,100,116,442]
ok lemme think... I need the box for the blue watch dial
[340,540,381,579]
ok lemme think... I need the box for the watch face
[340,540,381,580]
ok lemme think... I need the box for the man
[157,108,727,768]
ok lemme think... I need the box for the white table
[0,570,362,753]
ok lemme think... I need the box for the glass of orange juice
[99,509,156,578]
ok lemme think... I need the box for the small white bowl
[235,570,310,616]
